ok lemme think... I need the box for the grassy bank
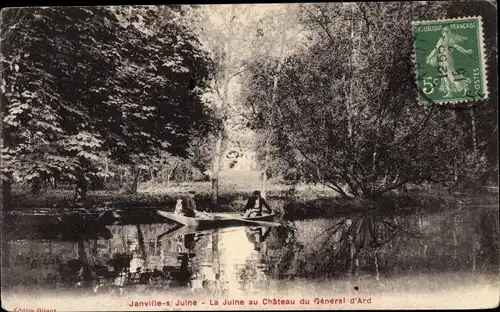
[8,181,335,212]
[9,180,499,219]
[8,180,498,214]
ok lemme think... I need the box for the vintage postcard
[1,2,498,311]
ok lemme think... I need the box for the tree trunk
[453,110,459,182]
[261,168,269,199]
[373,251,380,280]
[2,180,12,211]
[346,3,356,140]
[470,107,478,187]
[261,10,288,199]
[127,164,140,194]
[347,220,359,277]
[470,108,478,162]
[76,240,93,283]
[31,176,42,194]
[149,168,154,181]
[212,233,220,278]
[136,224,147,266]
[211,134,223,204]
[166,177,171,189]
[211,4,236,205]
[77,240,89,266]
[452,214,459,259]
[160,169,166,184]
[2,238,10,267]
[471,234,477,273]
[104,156,109,183]
[185,165,191,182]
[75,173,88,205]
[120,227,127,250]
[165,161,178,189]
[351,250,360,277]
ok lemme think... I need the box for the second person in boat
[243,190,274,218]
[182,190,212,219]
[181,190,198,217]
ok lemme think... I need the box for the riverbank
[8,181,331,211]
[8,182,498,218]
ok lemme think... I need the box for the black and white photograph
[0,2,498,311]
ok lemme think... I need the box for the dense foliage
[241,2,498,197]
[0,3,496,207]
[1,6,215,198]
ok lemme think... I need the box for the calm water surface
[2,206,498,300]
[2,216,303,296]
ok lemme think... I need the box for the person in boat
[182,191,198,217]
[243,190,273,218]
[174,198,183,215]
[181,190,212,219]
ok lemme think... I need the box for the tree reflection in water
[2,207,498,297]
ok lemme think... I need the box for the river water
[1,206,499,310]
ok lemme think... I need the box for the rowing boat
[157,210,280,228]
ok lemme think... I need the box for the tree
[1,7,122,201]
[185,4,306,202]
[1,6,216,204]
[106,7,215,193]
[242,2,467,198]
[443,0,498,190]
[249,5,289,198]
[183,4,255,205]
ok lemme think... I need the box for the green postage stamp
[412,16,488,106]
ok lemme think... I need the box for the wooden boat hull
[157,211,279,228]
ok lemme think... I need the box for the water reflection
[2,220,296,297]
[2,208,497,298]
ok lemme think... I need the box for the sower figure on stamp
[243,190,273,217]
[426,26,473,98]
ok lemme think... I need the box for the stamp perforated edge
[410,15,489,108]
